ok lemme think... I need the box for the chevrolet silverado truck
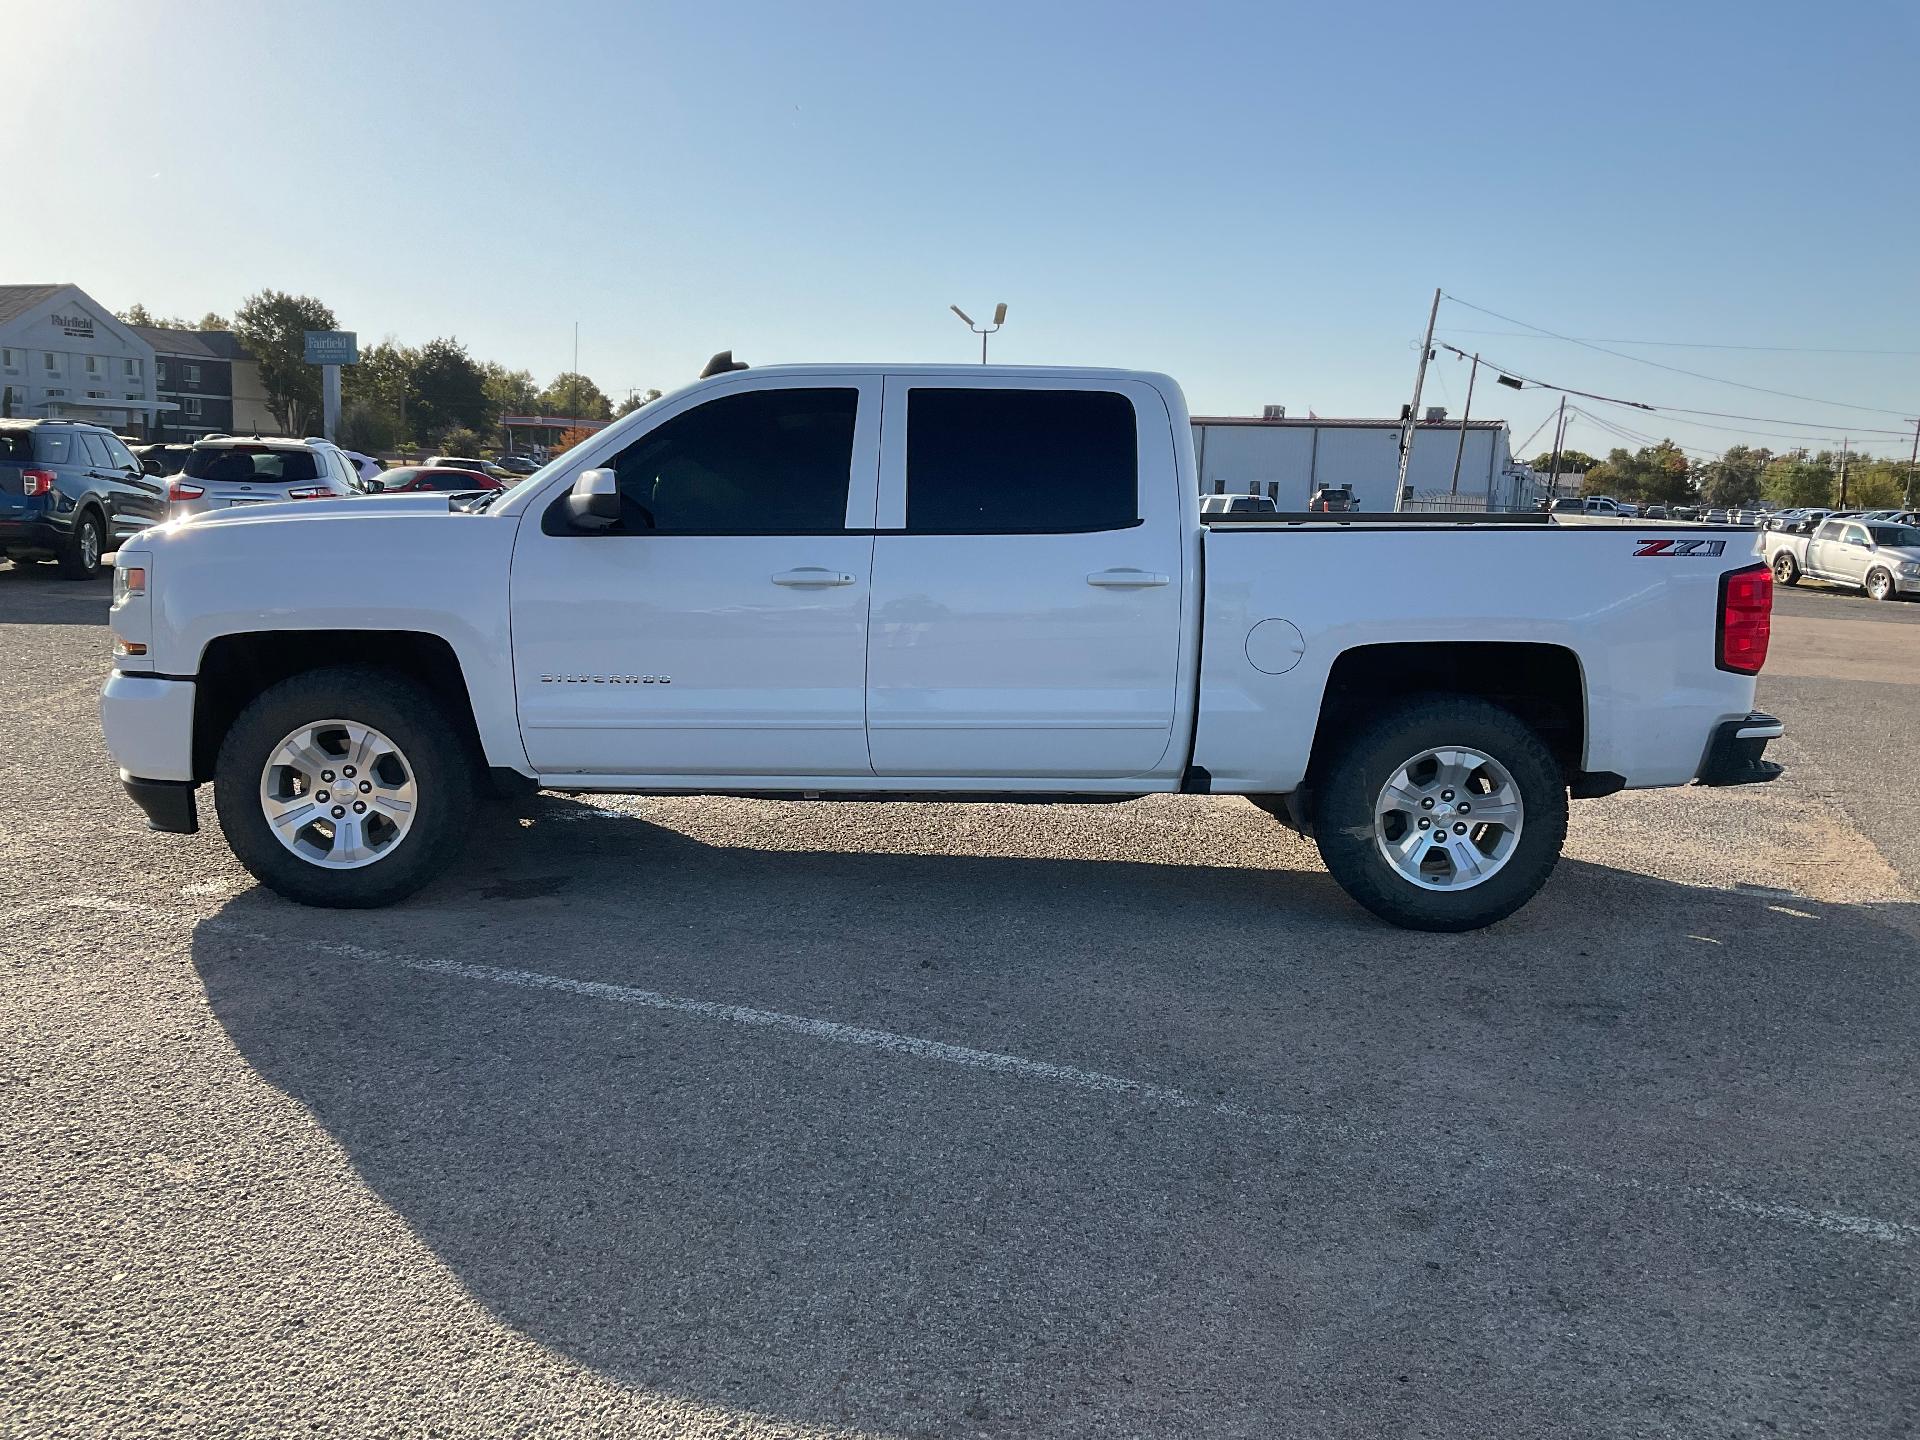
[99,363,1783,931]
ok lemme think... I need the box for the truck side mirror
[566,468,622,530]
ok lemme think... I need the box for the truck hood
[176,494,458,529]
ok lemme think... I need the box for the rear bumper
[1695,711,1785,787]
[0,517,65,551]
[121,772,199,834]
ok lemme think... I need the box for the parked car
[1308,485,1356,513]
[0,418,165,578]
[1766,516,1920,601]
[131,443,195,478]
[101,362,1788,933]
[499,455,541,475]
[164,435,361,522]
[1200,493,1278,516]
[1550,496,1623,517]
[425,454,514,483]
[367,465,504,494]
[1642,505,1668,520]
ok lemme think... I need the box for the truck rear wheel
[1772,551,1799,586]
[214,665,474,908]
[1311,695,1568,932]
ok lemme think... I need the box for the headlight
[1901,562,1920,578]
[113,565,146,603]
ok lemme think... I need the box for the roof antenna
[699,350,749,379]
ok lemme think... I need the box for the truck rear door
[864,377,1186,779]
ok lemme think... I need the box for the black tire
[1311,695,1569,932]
[58,509,104,580]
[1865,567,1894,602]
[1772,551,1799,586]
[214,665,475,908]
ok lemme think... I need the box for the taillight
[168,479,205,501]
[21,468,56,497]
[285,486,332,500]
[1717,563,1772,674]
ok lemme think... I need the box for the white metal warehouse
[1191,412,1529,512]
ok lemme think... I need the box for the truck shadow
[188,797,1920,1437]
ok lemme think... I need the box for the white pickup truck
[100,362,1783,931]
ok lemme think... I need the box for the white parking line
[44,893,1920,1251]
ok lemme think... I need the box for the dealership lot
[4,562,1917,1438]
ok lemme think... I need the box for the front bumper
[100,671,197,780]
[1695,711,1785,787]
[121,772,198,834]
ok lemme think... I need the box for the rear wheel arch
[1304,641,1587,785]
[192,630,484,782]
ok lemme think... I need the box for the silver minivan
[166,436,360,520]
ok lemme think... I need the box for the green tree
[1530,449,1599,475]
[1843,459,1907,509]
[408,338,491,442]
[1699,445,1770,509]
[615,388,662,417]
[1760,451,1834,509]
[196,312,229,331]
[337,401,398,454]
[537,371,613,420]
[232,290,338,436]
[481,363,539,423]
[436,425,489,459]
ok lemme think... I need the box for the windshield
[1867,525,1920,548]
[184,445,320,483]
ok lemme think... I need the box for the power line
[1443,293,1914,418]
[1440,342,1916,437]
[1440,325,1920,358]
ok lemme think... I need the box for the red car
[367,465,504,494]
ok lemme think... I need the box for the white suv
[165,435,362,520]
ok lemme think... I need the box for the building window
[156,360,168,385]
[85,355,101,376]
[124,392,140,402]
[124,357,142,379]
[43,353,59,374]
[44,388,66,398]
[87,389,108,399]
[184,363,201,384]
[1,349,17,371]
[183,396,203,418]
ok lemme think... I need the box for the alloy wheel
[1374,746,1524,892]
[258,719,418,869]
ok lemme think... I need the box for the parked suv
[0,418,165,578]
[166,436,360,521]
[425,454,514,483]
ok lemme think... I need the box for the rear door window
[904,389,1138,534]
[35,430,72,464]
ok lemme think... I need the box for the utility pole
[1839,436,1850,509]
[573,321,580,377]
[1394,287,1442,512]
[1546,395,1568,498]
[1907,418,1918,506]
[1449,351,1480,495]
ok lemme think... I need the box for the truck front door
[864,377,1186,779]
[508,377,881,777]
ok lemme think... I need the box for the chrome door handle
[772,567,856,587]
[1086,568,1170,587]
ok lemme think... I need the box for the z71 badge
[1632,538,1726,557]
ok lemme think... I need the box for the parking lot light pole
[951,303,1007,363]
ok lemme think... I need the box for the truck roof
[710,363,1171,383]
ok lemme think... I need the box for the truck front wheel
[214,666,475,908]
[1311,695,1568,932]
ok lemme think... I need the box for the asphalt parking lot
[4,560,1917,1439]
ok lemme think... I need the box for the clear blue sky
[11,0,1918,457]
